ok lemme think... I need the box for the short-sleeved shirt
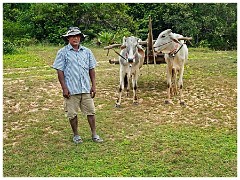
[52,44,97,95]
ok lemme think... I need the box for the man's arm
[57,70,70,98]
[89,68,96,98]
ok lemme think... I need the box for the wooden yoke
[103,44,122,50]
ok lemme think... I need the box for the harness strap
[169,43,184,57]
[175,43,184,54]
[113,49,128,61]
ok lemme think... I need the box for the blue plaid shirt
[52,44,97,95]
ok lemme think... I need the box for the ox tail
[124,74,128,88]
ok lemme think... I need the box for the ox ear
[121,36,127,49]
[166,29,172,34]
[122,36,126,43]
[137,46,145,59]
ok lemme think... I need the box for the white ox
[116,36,145,107]
[153,29,192,105]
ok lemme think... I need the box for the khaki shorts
[64,93,95,119]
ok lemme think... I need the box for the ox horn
[138,41,148,45]
[138,40,156,46]
[104,44,122,50]
[177,37,192,41]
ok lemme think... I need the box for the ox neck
[169,42,179,55]
[168,42,184,57]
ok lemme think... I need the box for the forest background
[3,3,237,54]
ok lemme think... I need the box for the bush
[98,32,116,46]
[3,37,39,55]
[14,38,38,47]
[97,29,133,46]
[3,39,17,54]
[198,40,210,48]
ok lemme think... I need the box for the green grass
[3,45,237,177]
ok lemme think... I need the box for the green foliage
[3,3,237,50]
[98,28,132,46]
[3,37,39,55]
[115,28,132,41]
[98,32,116,45]
[3,39,17,54]
[3,20,31,39]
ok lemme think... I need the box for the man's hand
[90,86,96,98]
[63,88,70,98]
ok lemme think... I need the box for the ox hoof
[133,101,139,106]
[180,101,186,106]
[165,100,173,105]
[115,104,121,108]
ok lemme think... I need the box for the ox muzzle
[128,58,134,63]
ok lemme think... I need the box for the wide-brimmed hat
[62,27,87,41]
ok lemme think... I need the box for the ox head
[153,29,177,54]
[153,29,192,54]
[120,36,142,64]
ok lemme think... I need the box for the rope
[169,43,184,57]
[113,49,128,61]
[153,40,173,49]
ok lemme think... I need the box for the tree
[3,3,237,50]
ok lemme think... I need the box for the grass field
[3,45,237,177]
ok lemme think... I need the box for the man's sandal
[92,135,103,143]
[73,135,83,144]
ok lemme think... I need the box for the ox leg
[132,70,139,105]
[165,66,173,104]
[178,66,185,106]
[171,68,178,96]
[116,70,125,108]
[126,73,131,97]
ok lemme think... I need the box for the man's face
[68,35,81,47]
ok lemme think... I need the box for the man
[52,27,103,144]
